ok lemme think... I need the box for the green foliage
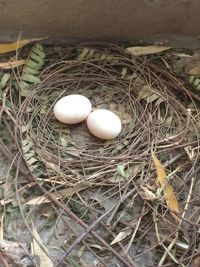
[19,44,45,96]
[189,75,200,91]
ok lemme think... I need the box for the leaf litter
[0,42,199,267]
[31,225,53,267]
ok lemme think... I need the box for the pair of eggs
[53,94,122,140]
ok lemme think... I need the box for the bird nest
[2,43,200,266]
[13,44,199,189]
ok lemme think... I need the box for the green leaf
[22,74,41,84]
[60,136,68,147]
[45,213,57,228]
[19,43,45,97]
[24,66,40,75]
[32,167,44,177]
[22,142,33,153]
[31,52,44,65]
[0,186,4,199]
[32,47,46,59]
[0,73,11,89]
[193,77,200,87]
[26,59,43,70]
[189,75,195,84]
[24,151,36,161]
[7,206,22,220]
[117,164,126,179]
[18,80,32,96]
[35,44,44,51]
[77,48,90,60]
[26,157,38,165]
[196,83,200,91]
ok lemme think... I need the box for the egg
[87,109,122,140]
[53,94,92,124]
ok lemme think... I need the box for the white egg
[53,94,92,124]
[87,109,122,140]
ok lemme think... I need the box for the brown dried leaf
[137,85,164,104]
[25,182,90,205]
[127,46,171,56]
[0,38,46,53]
[188,66,200,75]
[152,151,181,222]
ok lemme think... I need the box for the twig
[153,207,181,266]
[157,176,195,267]
[123,206,144,256]
[158,232,179,266]
[158,250,200,267]
[58,206,116,265]
[178,165,200,191]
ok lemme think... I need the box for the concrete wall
[1,0,200,47]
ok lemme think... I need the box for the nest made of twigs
[11,44,199,190]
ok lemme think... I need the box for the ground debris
[0,239,37,267]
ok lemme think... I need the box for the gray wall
[1,0,200,47]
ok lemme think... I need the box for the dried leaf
[25,182,90,205]
[31,225,53,267]
[127,46,171,56]
[0,38,46,54]
[140,185,157,200]
[89,244,104,251]
[172,52,192,58]
[0,60,25,69]
[152,151,180,222]
[188,66,200,76]
[110,227,132,245]
[137,85,165,104]
[121,67,128,77]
